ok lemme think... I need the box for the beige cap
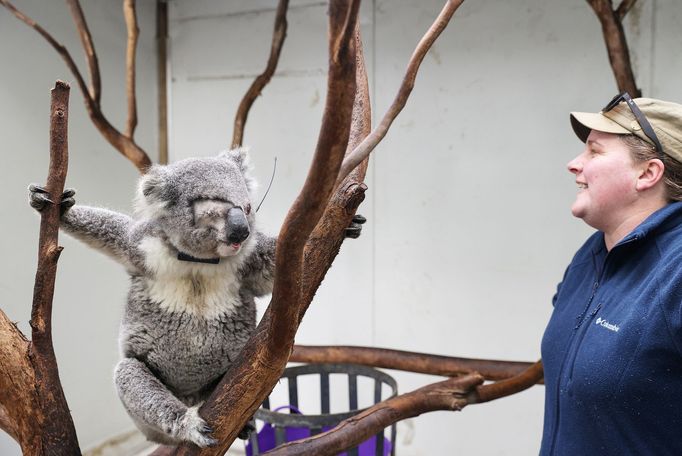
[570,97,682,163]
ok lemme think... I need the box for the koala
[30,149,350,447]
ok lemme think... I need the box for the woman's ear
[636,159,665,192]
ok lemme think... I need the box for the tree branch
[586,0,640,97]
[123,0,139,138]
[265,0,360,350]
[300,27,371,315]
[616,0,638,21]
[231,0,289,148]
[156,0,169,164]
[470,361,543,403]
[291,345,540,382]
[337,0,465,183]
[65,0,101,104]
[28,80,81,456]
[0,82,81,455]
[0,0,152,172]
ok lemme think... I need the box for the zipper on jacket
[547,264,608,455]
[566,302,603,384]
[574,281,599,330]
[547,287,600,456]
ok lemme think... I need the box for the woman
[540,94,682,455]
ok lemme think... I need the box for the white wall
[168,0,681,455]
[0,0,157,454]
[2,0,681,455]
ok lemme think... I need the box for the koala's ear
[220,147,257,194]
[140,166,168,200]
[219,147,251,173]
[134,165,173,218]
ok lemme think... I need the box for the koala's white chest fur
[139,236,246,319]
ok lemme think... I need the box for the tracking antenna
[256,157,277,213]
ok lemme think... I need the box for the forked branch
[0,0,151,172]
[232,0,290,148]
[266,362,543,456]
[616,0,638,20]
[586,0,640,96]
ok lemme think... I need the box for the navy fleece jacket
[541,202,682,456]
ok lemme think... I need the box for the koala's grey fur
[30,149,275,447]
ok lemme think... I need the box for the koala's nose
[226,207,250,244]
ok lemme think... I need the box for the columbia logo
[595,317,620,332]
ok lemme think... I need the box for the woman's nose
[567,154,582,175]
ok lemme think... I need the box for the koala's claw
[344,214,367,239]
[238,422,256,440]
[28,184,76,214]
[178,406,218,448]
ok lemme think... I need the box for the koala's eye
[244,204,251,215]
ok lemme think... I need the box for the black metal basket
[247,363,398,455]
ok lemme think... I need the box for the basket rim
[254,363,398,427]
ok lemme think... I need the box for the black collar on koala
[177,252,221,264]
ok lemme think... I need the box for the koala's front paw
[28,184,75,215]
[344,214,366,239]
[176,406,218,448]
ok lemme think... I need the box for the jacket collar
[591,201,682,255]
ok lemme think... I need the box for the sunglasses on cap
[602,92,664,158]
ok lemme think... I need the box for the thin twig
[123,0,139,138]
[231,0,289,148]
[65,0,101,103]
[337,0,465,183]
[291,345,541,382]
[616,0,638,20]
[156,0,169,164]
